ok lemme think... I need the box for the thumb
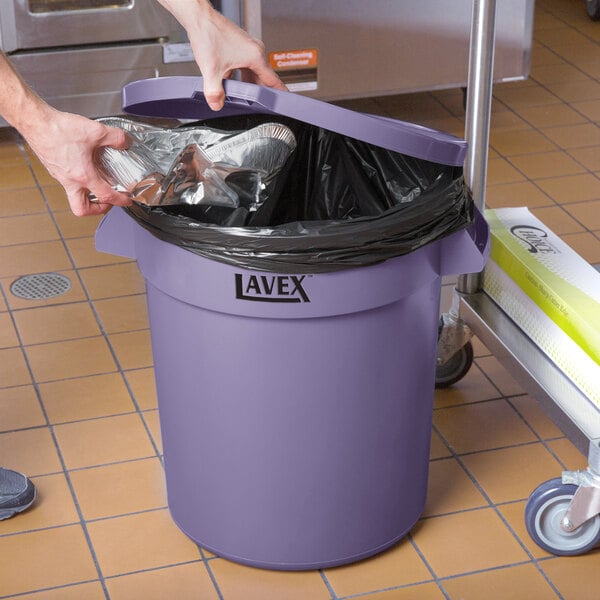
[202,74,226,112]
[99,126,131,150]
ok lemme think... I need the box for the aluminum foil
[95,117,296,209]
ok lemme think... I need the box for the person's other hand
[23,108,132,216]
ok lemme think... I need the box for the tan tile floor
[1,0,599,598]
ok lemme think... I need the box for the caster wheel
[586,0,600,20]
[435,341,474,388]
[525,478,600,556]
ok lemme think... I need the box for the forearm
[0,51,54,137]
[156,0,214,33]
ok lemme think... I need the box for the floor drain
[10,273,72,300]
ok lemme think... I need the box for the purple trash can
[95,77,489,570]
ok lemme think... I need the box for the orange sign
[269,48,318,71]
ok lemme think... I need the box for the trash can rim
[121,76,468,167]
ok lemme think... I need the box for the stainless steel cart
[436,0,600,556]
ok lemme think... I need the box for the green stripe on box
[486,209,600,366]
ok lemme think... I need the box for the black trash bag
[125,114,473,273]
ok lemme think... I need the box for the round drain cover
[10,273,72,300]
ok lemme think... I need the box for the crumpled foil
[95,117,296,209]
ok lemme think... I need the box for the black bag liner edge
[125,114,473,274]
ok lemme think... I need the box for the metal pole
[241,0,263,39]
[458,0,496,295]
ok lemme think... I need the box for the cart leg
[435,0,497,386]
[561,439,600,531]
[436,294,474,387]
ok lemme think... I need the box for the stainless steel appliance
[1,1,534,125]
[226,0,534,100]
[0,0,201,125]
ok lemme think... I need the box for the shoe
[0,467,36,520]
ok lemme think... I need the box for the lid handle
[192,90,256,108]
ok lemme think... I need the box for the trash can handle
[122,76,468,167]
[222,95,255,108]
[95,207,136,260]
[439,208,489,276]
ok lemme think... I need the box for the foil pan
[95,118,296,209]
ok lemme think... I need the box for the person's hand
[22,107,133,216]
[158,0,287,111]
[189,9,287,110]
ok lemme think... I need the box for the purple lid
[122,76,467,166]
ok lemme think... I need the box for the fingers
[66,174,131,217]
[243,39,288,91]
[204,66,287,111]
[89,187,132,209]
[71,189,130,217]
[67,189,112,217]
[83,201,112,217]
[240,67,288,91]
[198,34,287,111]
[261,75,288,92]
[239,51,287,91]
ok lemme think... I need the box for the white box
[482,207,600,411]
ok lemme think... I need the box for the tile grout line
[430,420,567,600]
[0,492,168,541]
[22,154,165,464]
[407,534,452,600]
[334,577,441,600]
[432,438,564,461]
[433,389,576,465]
[102,558,204,580]
[502,34,599,140]
[1,288,146,314]
[8,141,161,600]
[469,358,513,402]
[486,38,600,229]
[538,3,600,46]
[0,328,150,350]
[1,153,115,593]
[0,410,159,434]
[0,282,112,600]
[504,396,573,472]
[197,547,226,600]
[318,570,340,600]
[334,557,561,599]
[0,365,147,392]
[0,579,101,600]
[435,556,561,586]
[15,134,311,600]
[20,161,223,600]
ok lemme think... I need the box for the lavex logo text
[510,225,560,255]
[235,273,310,303]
